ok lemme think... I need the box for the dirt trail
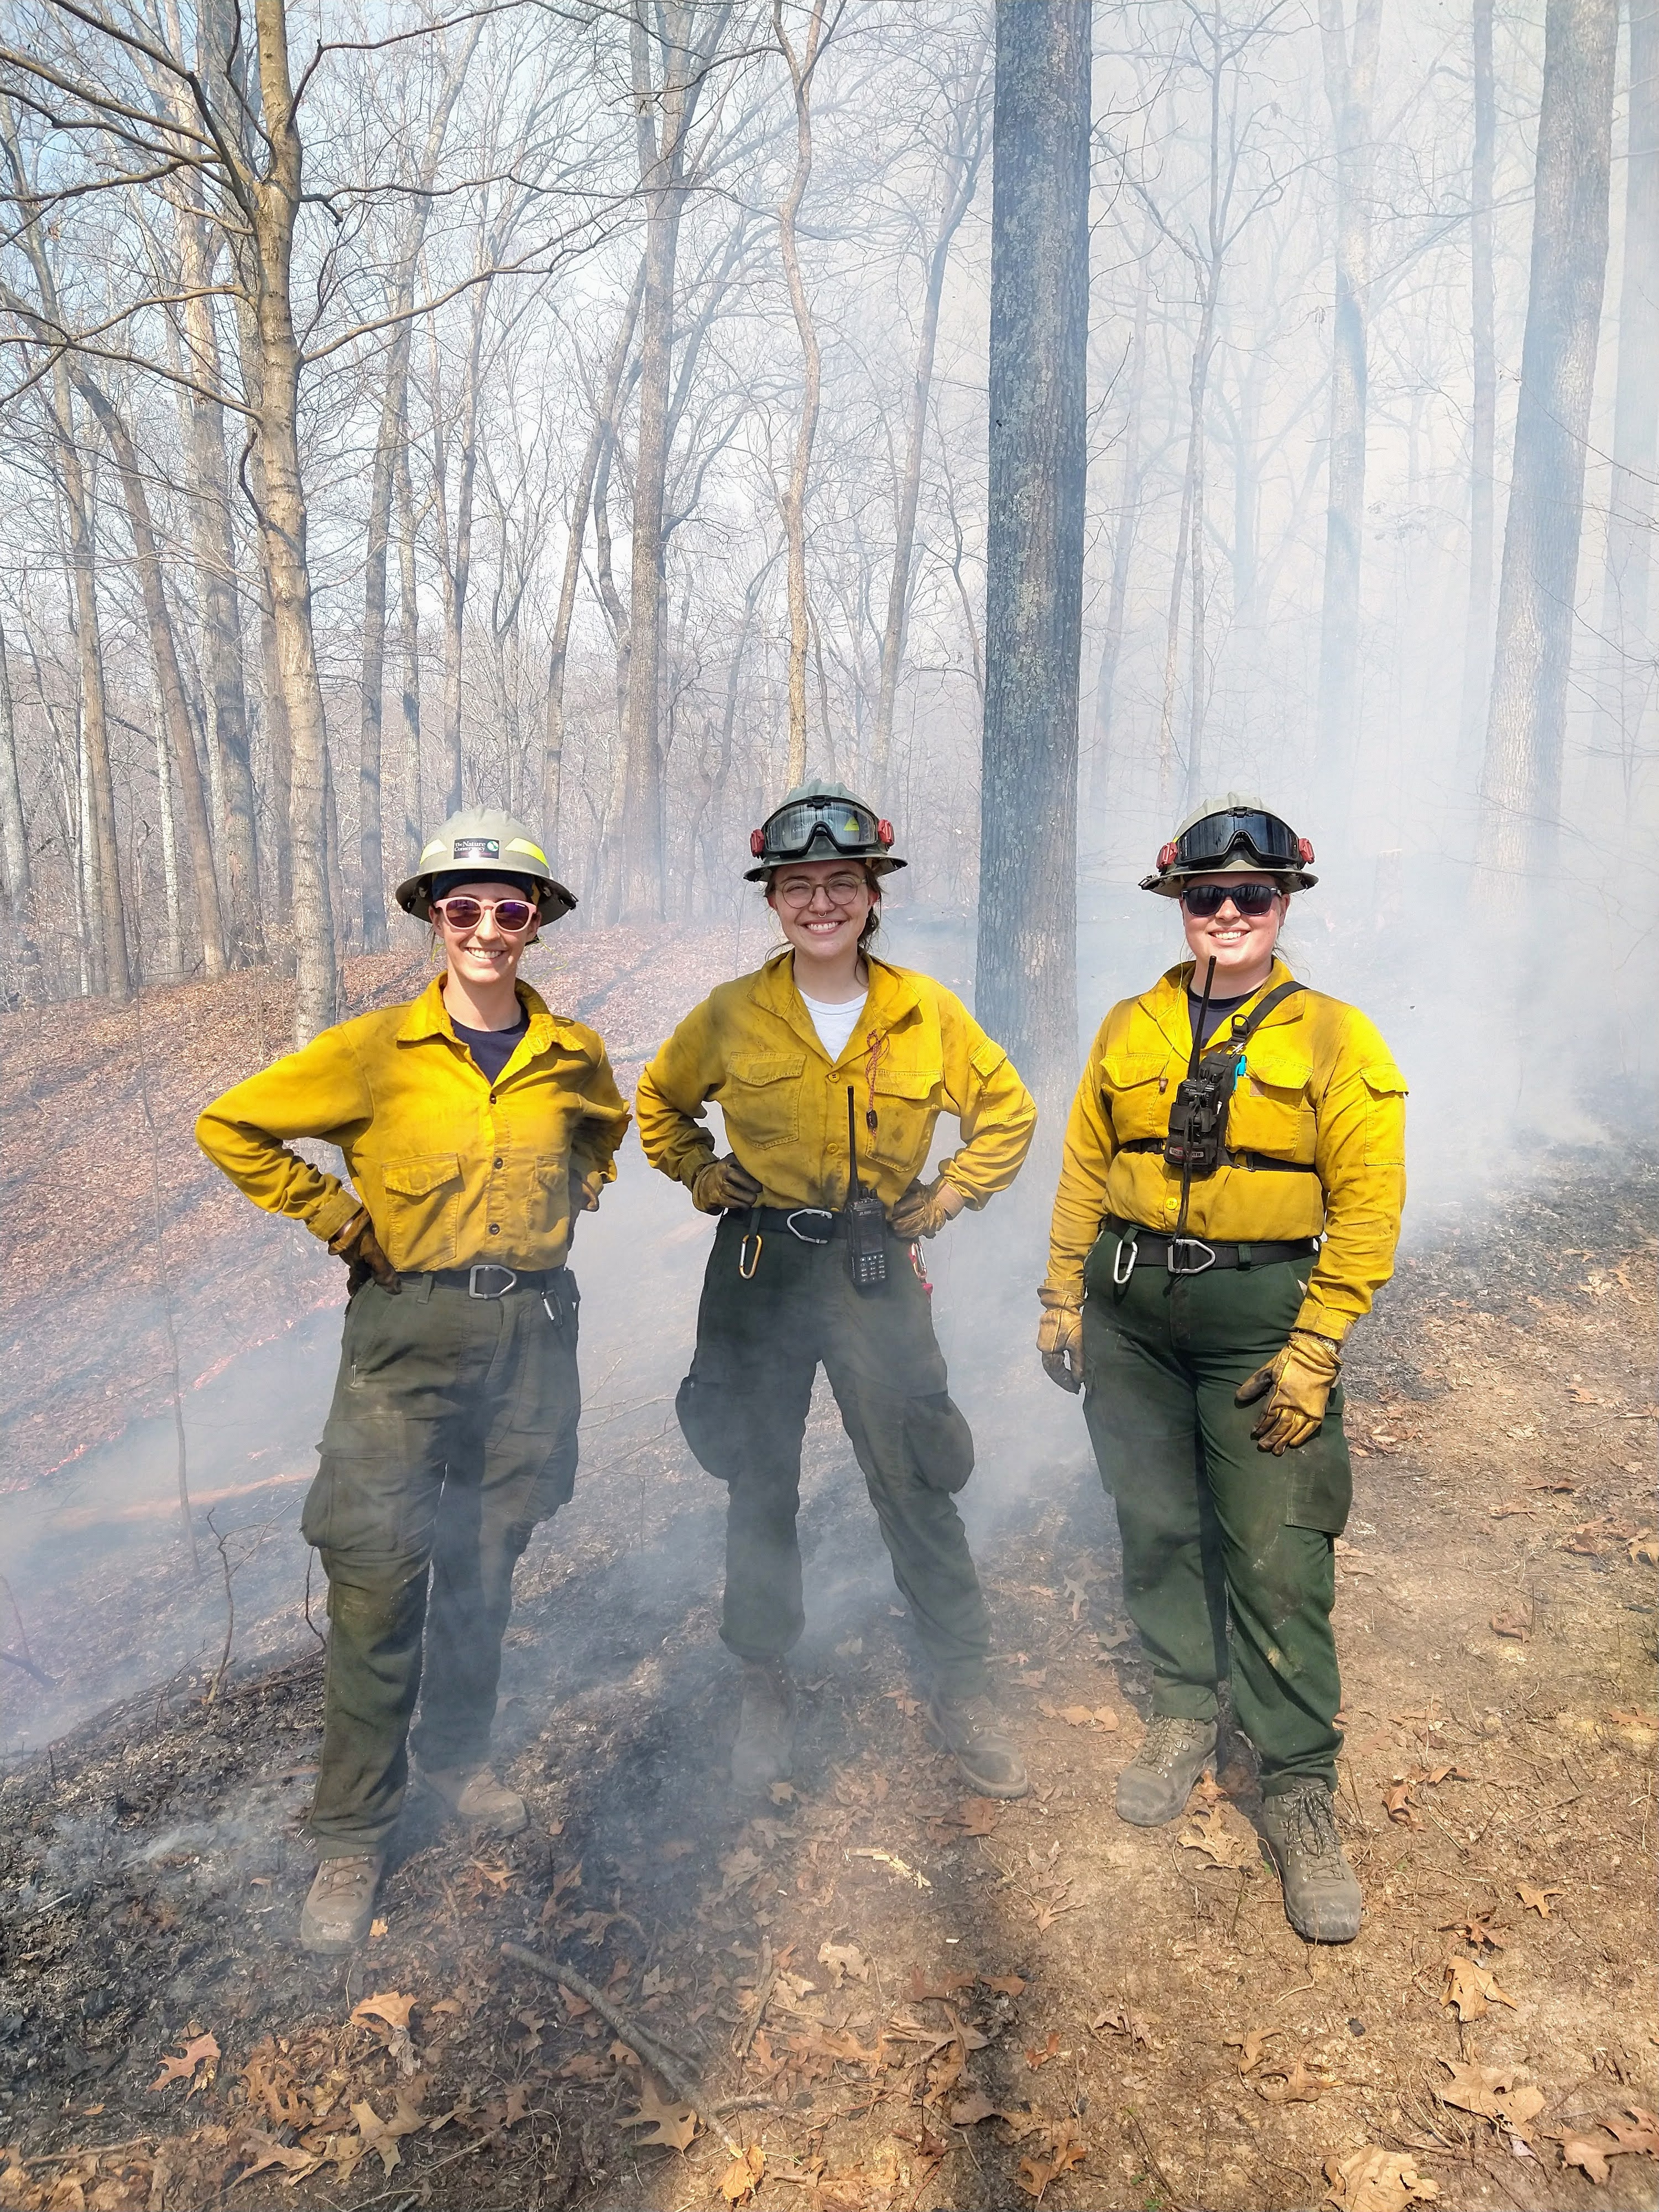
[2,1141,1654,2211]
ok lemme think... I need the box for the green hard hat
[744,780,906,881]
[395,807,576,921]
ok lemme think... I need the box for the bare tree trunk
[619,1,728,919]
[153,714,183,982]
[873,45,987,780]
[1314,0,1383,836]
[977,0,1089,1120]
[79,379,228,978]
[396,445,424,866]
[775,0,832,787]
[359,30,477,949]
[437,284,488,818]
[175,204,261,962]
[1591,0,1658,801]
[2,122,133,998]
[1478,0,1618,910]
[234,305,294,927]
[251,0,338,1041]
[55,387,130,999]
[0,619,44,1002]
[1087,251,1150,823]
[1457,0,1498,781]
[544,263,644,863]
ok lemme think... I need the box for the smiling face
[1179,872,1289,992]
[766,857,877,975]
[431,878,541,992]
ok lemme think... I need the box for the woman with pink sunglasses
[197,807,628,1955]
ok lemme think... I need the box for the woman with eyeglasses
[196,808,628,1954]
[636,781,1037,1801]
[1036,798,1406,1944]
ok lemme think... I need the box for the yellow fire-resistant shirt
[196,975,630,1273]
[636,950,1037,1212]
[1043,959,1406,1341]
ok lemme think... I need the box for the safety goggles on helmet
[751,795,894,867]
[1159,807,1312,875]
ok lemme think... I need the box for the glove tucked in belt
[691,1154,762,1214]
[1234,1328,1341,1453]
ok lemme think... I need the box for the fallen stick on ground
[499,1941,742,2157]
[734,1935,775,2059]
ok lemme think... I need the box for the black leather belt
[418,1262,573,1298]
[1101,1216,1318,1279]
[745,1204,857,1246]
[1118,1136,1317,1173]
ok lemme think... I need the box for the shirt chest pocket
[1228,1046,1316,1161]
[868,1062,942,1168]
[377,1151,463,1267]
[1102,1055,1168,1143]
[724,1054,806,1150]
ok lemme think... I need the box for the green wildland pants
[677,1214,991,1699]
[300,1270,580,1853]
[1079,1228,1352,1792]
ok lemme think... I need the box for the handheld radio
[1164,957,1230,1176]
[844,1085,888,1288]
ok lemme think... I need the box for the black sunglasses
[1180,881,1282,917]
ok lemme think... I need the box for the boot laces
[1279,1783,1344,1870]
[317,1855,376,1893]
[1138,1714,1209,1774]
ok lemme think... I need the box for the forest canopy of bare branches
[0,0,1652,1049]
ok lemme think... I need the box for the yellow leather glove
[1234,1328,1342,1453]
[327,1206,401,1295]
[568,1164,606,1215]
[1037,1301,1084,1395]
[690,1154,762,1214]
[890,1175,967,1239]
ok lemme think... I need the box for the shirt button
[489,1224,500,1235]
[494,1157,503,1170]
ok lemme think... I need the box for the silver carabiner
[1112,1228,1139,1287]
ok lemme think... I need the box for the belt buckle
[1166,1237,1216,1276]
[468,1262,519,1298]
[784,1208,834,1245]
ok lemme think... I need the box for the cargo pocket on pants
[1281,1381,1352,1536]
[903,1391,975,1494]
[677,1363,746,1482]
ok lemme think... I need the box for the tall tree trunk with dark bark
[1314,0,1382,837]
[976,0,1090,1119]
[1478,0,1618,911]
[1457,0,1498,783]
[1591,0,1658,798]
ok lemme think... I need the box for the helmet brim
[1141,864,1315,896]
[745,854,906,884]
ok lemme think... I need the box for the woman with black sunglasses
[1035,798,1407,1945]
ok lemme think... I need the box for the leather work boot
[419,1764,528,1835]
[1115,1714,1218,1826]
[925,1692,1029,1799]
[300,1853,384,1955]
[732,1660,795,1794]
[1261,1779,1363,1942]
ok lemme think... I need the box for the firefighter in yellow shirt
[637,782,1037,1800]
[1037,801,1406,1943]
[196,810,628,1954]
